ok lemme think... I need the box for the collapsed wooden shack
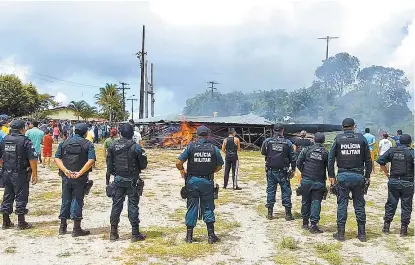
[134,113,342,150]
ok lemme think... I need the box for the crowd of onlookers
[0,118,142,168]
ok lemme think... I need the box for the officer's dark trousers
[224,158,238,188]
[110,176,140,227]
[266,169,292,209]
[185,176,215,228]
[336,172,366,226]
[300,178,325,224]
[0,171,30,215]
[59,175,87,220]
[384,178,414,226]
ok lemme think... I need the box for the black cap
[400,134,412,145]
[10,120,26,130]
[196,125,210,136]
[314,132,326,143]
[229,128,236,133]
[74,123,89,136]
[273,123,284,131]
[119,123,134,139]
[342,118,355,127]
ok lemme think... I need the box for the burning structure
[134,113,342,149]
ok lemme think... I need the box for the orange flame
[163,122,197,147]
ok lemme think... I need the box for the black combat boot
[285,207,294,221]
[267,207,273,220]
[310,223,323,234]
[333,225,345,241]
[59,219,67,235]
[72,220,90,237]
[382,221,390,234]
[2,214,14,230]
[110,224,120,241]
[207,223,220,244]
[357,223,367,242]
[17,215,32,230]
[185,226,193,243]
[400,225,408,237]
[302,218,309,229]
[131,226,146,242]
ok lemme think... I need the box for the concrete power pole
[144,60,149,118]
[117,82,130,119]
[150,63,155,117]
[317,36,339,124]
[207,81,219,98]
[136,25,147,119]
[127,97,138,121]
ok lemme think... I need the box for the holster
[329,183,338,196]
[213,183,219,200]
[322,186,328,200]
[180,173,188,199]
[106,182,116,197]
[0,168,4,188]
[295,185,302,196]
[136,178,144,196]
[364,178,370,195]
[26,168,32,182]
[84,180,94,195]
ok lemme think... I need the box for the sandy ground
[0,147,414,265]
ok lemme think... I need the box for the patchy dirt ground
[0,146,413,265]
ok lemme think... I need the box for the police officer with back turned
[376,134,414,237]
[55,123,96,237]
[176,125,224,244]
[106,123,148,242]
[0,120,38,230]
[296,132,328,233]
[261,123,296,221]
[328,118,372,242]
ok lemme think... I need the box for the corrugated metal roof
[134,113,273,125]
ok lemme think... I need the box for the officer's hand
[180,169,186,179]
[31,174,38,185]
[289,171,295,179]
[72,171,82,179]
[329,178,336,185]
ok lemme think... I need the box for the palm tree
[95,83,123,122]
[79,103,97,121]
[68,100,87,121]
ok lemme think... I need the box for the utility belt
[106,177,144,198]
[389,175,414,182]
[338,168,364,175]
[266,167,289,172]
[193,175,214,181]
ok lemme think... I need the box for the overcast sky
[0,0,414,117]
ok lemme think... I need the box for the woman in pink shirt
[53,126,60,143]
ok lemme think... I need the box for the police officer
[261,123,296,221]
[328,118,372,242]
[106,123,148,242]
[296,132,328,233]
[54,123,96,237]
[176,126,224,244]
[221,128,241,190]
[0,120,38,229]
[376,134,414,237]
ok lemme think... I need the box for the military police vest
[302,145,328,182]
[335,133,365,171]
[1,134,28,171]
[295,138,312,157]
[390,147,414,178]
[112,139,139,177]
[61,138,91,174]
[266,137,289,169]
[187,142,217,176]
[225,137,238,159]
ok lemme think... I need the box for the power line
[127,97,138,120]
[207,80,219,98]
[117,82,130,115]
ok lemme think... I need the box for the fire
[163,122,197,147]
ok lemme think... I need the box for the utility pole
[117,82,130,118]
[136,25,147,119]
[144,60,149,118]
[317,36,339,124]
[127,97,138,121]
[207,81,219,98]
[149,63,155,117]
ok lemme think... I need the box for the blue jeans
[266,169,292,209]
[59,175,87,220]
[185,176,215,228]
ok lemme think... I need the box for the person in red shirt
[42,129,54,167]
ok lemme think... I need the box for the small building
[47,107,95,121]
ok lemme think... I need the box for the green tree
[95,83,125,121]
[79,103,98,121]
[68,100,87,121]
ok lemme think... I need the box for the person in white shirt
[379,133,393,170]
[133,126,142,144]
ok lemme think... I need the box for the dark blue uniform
[296,143,328,227]
[0,133,37,216]
[377,145,414,233]
[178,139,224,228]
[55,135,95,221]
[261,135,296,218]
[328,130,372,241]
[106,137,147,240]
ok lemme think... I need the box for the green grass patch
[314,242,343,265]
[278,236,300,250]
[57,251,72,257]
[32,191,61,201]
[351,257,366,264]
[4,246,17,254]
[385,237,410,253]
[274,252,298,265]
[19,220,59,238]
[145,191,156,198]
[30,208,57,216]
